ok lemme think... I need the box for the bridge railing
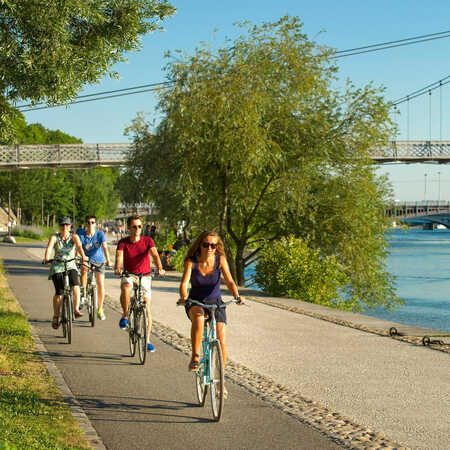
[372,141,450,162]
[2,140,450,168]
[0,143,131,168]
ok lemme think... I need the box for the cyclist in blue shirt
[77,215,111,320]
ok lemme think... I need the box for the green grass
[0,262,89,449]
[9,236,45,244]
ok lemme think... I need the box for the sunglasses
[87,221,96,224]
[202,242,217,249]
[131,225,142,229]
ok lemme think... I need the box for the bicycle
[122,271,151,365]
[180,298,240,422]
[45,257,78,344]
[79,260,100,327]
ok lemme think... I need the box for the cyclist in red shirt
[114,215,165,352]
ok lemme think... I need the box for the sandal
[74,310,83,318]
[188,355,200,372]
[52,316,59,330]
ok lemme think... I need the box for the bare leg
[80,266,87,294]
[53,294,62,316]
[72,285,80,312]
[120,283,132,318]
[216,322,227,366]
[144,297,152,343]
[188,306,205,361]
[96,272,105,311]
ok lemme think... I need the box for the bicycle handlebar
[121,271,152,278]
[178,298,242,308]
[43,257,78,264]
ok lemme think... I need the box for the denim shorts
[185,297,227,324]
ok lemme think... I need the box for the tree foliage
[0,0,175,142]
[123,16,401,311]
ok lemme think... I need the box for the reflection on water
[245,229,450,332]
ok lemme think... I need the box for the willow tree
[0,0,175,142]
[126,16,400,311]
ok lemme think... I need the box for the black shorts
[185,297,227,324]
[51,269,80,295]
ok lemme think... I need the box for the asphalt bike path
[0,243,339,450]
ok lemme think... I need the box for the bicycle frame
[122,271,151,364]
[186,299,237,386]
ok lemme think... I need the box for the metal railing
[0,143,130,169]
[2,140,450,169]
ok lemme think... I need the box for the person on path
[43,216,88,329]
[77,215,112,320]
[114,215,165,352]
[177,230,244,397]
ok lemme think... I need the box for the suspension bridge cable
[393,75,450,104]
[17,30,450,112]
[335,30,450,55]
[18,84,173,112]
[332,33,450,58]
[393,78,450,106]
[16,81,175,110]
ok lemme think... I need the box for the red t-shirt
[117,236,155,274]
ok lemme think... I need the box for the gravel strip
[105,294,408,449]
[246,296,450,355]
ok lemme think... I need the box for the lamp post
[438,171,441,205]
[424,173,427,201]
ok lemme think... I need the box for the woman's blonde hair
[184,231,224,263]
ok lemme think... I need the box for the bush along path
[0,261,89,449]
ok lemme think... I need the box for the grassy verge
[0,262,89,449]
[8,236,45,244]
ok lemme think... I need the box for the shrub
[11,226,55,240]
[254,236,350,309]
[171,247,187,272]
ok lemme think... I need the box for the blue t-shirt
[77,230,106,263]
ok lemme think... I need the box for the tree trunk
[235,243,246,286]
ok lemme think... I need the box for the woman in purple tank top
[178,231,244,395]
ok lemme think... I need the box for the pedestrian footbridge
[2,140,450,169]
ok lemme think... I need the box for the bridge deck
[2,140,450,169]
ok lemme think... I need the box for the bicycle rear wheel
[88,286,97,327]
[210,341,224,421]
[128,306,136,357]
[136,307,148,365]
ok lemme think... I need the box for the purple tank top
[189,254,221,300]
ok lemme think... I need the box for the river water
[245,229,450,333]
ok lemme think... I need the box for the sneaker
[97,308,106,320]
[147,343,155,352]
[79,296,85,310]
[119,317,128,329]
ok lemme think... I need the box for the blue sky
[21,0,450,201]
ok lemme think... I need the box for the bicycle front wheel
[128,307,136,357]
[210,341,224,421]
[195,352,208,406]
[136,307,148,365]
[61,295,67,339]
[66,293,73,344]
[88,287,97,327]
